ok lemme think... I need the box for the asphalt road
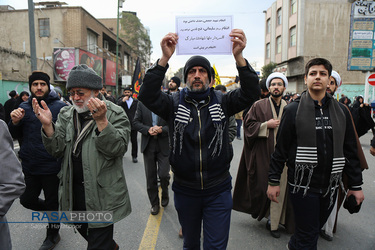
[6,132,375,249]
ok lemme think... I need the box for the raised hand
[87,97,108,131]
[10,108,25,125]
[229,29,247,67]
[32,98,52,126]
[159,33,178,67]
[32,98,55,137]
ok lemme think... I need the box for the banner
[104,59,116,86]
[53,48,76,81]
[131,58,142,99]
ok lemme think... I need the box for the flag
[131,57,142,99]
[212,64,222,87]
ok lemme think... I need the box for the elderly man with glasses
[33,64,132,250]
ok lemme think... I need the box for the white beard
[72,92,94,113]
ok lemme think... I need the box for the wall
[303,0,365,85]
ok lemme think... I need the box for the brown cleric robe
[232,97,294,233]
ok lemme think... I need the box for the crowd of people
[0,28,371,250]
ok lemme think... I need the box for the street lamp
[116,0,125,96]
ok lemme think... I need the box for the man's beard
[327,89,335,95]
[169,84,177,91]
[271,91,283,98]
[188,80,209,92]
[72,92,94,113]
[32,90,49,101]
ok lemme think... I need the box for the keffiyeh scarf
[294,91,346,207]
[173,88,226,157]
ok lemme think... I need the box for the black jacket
[118,97,138,130]
[269,93,363,193]
[139,59,260,191]
[8,91,67,175]
[133,101,169,156]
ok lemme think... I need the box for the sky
[2,0,276,78]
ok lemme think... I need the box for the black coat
[133,101,169,156]
[8,91,67,175]
[118,97,138,130]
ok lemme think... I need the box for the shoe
[320,229,333,241]
[161,196,169,207]
[39,233,60,250]
[266,220,280,238]
[132,157,138,163]
[237,136,242,140]
[178,228,183,238]
[150,205,159,215]
[270,229,280,238]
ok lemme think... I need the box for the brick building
[0,2,145,103]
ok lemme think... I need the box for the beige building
[264,0,366,100]
[0,2,143,101]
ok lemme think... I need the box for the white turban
[266,72,288,89]
[331,70,342,87]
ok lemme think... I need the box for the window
[39,18,50,37]
[266,43,270,58]
[276,36,282,54]
[291,0,297,15]
[290,26,296,47]
[87,29,98,54]
[277,8,282,26]
[266,18,271,34]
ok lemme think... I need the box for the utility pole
[116,0,125,96]
[28,0,37,71]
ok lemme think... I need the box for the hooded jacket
[269,92,363,193]
[8,90,67,175]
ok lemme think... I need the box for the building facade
[0,2,145,103]
[264,0,369,101]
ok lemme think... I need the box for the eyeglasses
[270,82,284,87]
[68,90,87,97]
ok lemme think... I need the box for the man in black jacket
[139,29,260,249]
[267,58,364,250]
[118,86,139,163]
[9,71,67,250]
[133,102,170,216]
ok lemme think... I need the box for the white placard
[176,16,233,55]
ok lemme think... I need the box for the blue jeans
[174,189,233,250]
[288,189,336,250]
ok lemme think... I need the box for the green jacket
[42,100,131,228]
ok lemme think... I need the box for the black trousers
[75,223,117,250]
[73,182,117,250]
[20,173,60,236]
[143,138,170,206]
[130,129,138,158]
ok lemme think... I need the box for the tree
[120,12,152,67]
[261,62,277,79]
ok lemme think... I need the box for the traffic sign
[368,73,375,86]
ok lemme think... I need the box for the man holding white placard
[139,28,260,249]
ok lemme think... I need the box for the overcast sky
[3,0,276,77]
